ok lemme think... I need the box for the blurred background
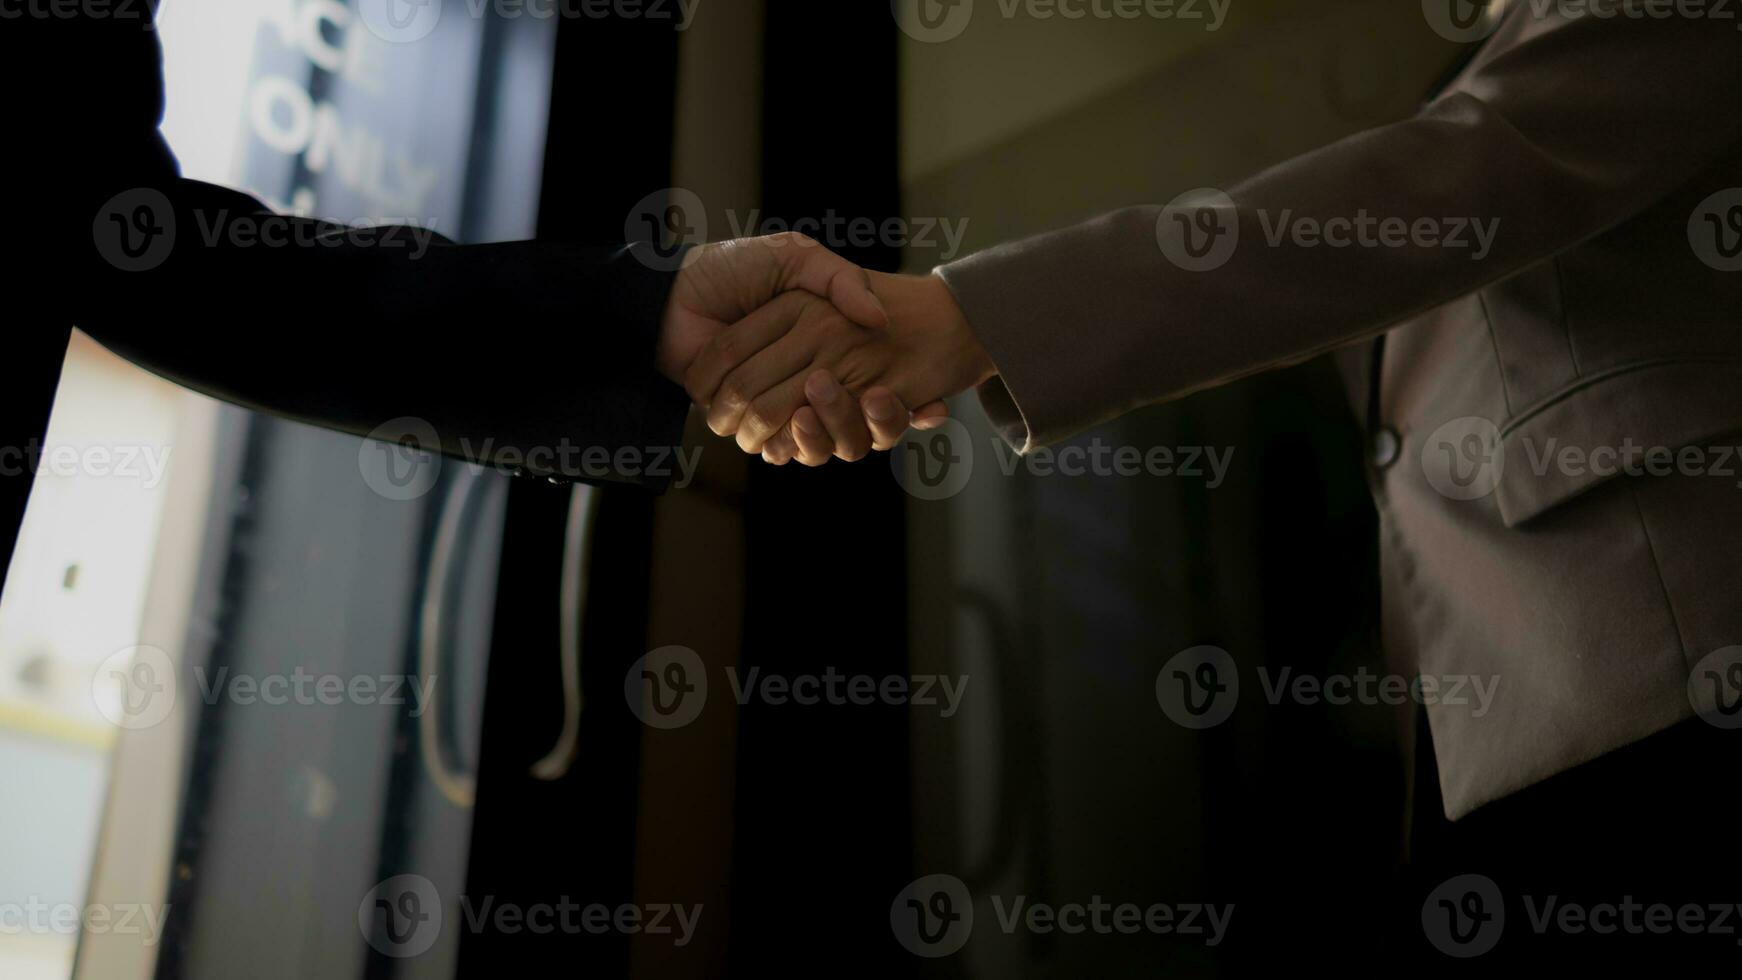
[0,0,1470,976]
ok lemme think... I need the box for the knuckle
[742,404,773,437]
[717,378,748,411]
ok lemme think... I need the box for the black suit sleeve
[15,3,692,492]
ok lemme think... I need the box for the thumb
[824,261,890,330]
[769,233,888,328]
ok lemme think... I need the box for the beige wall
[899,0,1464,266]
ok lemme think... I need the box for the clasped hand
[657,232,995,465]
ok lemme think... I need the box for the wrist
[656,253,711,383]
[654,311,692,383]
[877,271,996,391]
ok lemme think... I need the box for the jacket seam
[1553,255,1580,378]
[1475,288,1514,416]
[1498,354,1742,438]
[1625,481,1694,673]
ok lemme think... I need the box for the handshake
[654,232,999,465]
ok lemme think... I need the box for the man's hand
[684,270,994,455]
[655,232,889,382]
[761,380,949,466]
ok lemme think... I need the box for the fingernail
[864,391,900,423]
[805,372,841,404]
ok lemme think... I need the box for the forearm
[75,181,691,489]
[939,9,1742,451]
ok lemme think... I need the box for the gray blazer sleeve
[936,7,1742,452]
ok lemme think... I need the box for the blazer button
[1370,426,1401,470]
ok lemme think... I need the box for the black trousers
[1397,716,1742,970]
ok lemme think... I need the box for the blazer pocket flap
[1495,358,1742,527]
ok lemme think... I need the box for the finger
[707,319,830,438]
[761,426,799,465]
[912,400,950,429]
[736,370,813,454]
[766,233,888,329]
[861,386,913,451]
[789,407,835,466]
[805,371,873,462]
[686,292,815,432]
